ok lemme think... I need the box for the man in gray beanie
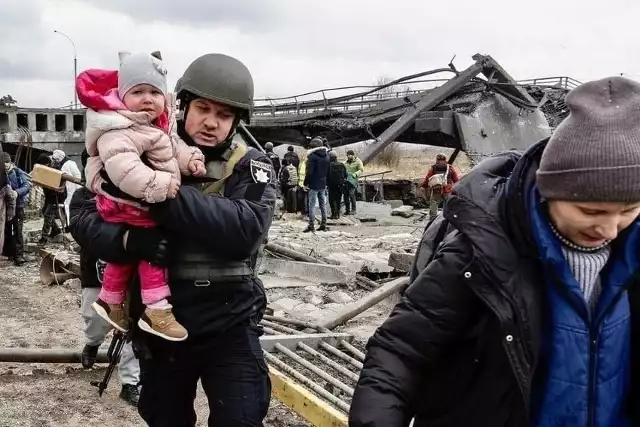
[350,76,640,427]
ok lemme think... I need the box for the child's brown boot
[92,298,129,332]
[137,307,188,342]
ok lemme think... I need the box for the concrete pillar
[47,114,55,132]
[7,112,17,131]
[65,114,74,131]
[27,113,36,131]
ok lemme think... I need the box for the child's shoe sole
[137,317,188,342]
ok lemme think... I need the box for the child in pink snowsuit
[77,51,206,342]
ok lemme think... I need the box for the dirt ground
[0,256,309,427]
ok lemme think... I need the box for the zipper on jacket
[587,286,631,427]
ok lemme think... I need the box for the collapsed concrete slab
[259,258,350,284]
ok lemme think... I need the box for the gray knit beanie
[537,76,640,203]
[118,51,168,99]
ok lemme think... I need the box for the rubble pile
[260,201,424,340]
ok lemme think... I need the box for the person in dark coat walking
[327,151,347,219]
[303,137,330,232]
[350,76,640,427]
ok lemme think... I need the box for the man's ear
[151,51,162,60]
[118,51,131,65]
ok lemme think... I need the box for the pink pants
[95,195,170,306]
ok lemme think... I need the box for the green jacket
[345,157,364,187]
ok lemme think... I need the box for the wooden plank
[269,366,348,427]
[388,252,414,272]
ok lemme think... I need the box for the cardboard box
[31,164,64,190]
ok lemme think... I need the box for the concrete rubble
[261,201,425,341]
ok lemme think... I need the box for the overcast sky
[1,0,638,108]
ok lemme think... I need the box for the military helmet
[175,53,255,123]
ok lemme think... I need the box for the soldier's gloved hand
[124,227,171,267]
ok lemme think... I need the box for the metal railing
[253,75,581,118]
[516,76,582,90]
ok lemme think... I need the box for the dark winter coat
[69,146,277,338]
[303,147,330,190]
[70,187,110,289]
[349,140,640,427]
[283,151,300,169]
[328,159,347,189]
[266,150,281,178]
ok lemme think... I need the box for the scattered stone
[383,200,405,209]
[304,285,324,296]
[327,291,354,304]
[270,297,303,312]
[304,294,324,306]
[391,205,414,218]
[388,252,415,272]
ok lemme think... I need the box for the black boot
[81,344,99,369]
[119,384,140,407]
[303,225,315,233]
[317,223,328,232]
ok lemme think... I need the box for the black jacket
[349,140,640,426]
[283,151,300,169]
[328,160,347,188]
[303,147,330,190]
[70,187,128,289]
[266,150,281,178]
[69,147,276,338]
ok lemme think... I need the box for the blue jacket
[6,165,31,209]
[530,186,639,427]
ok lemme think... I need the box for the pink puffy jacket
[76,68,203,208]
[84,108,203,207]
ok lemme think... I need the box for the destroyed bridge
[0,53,579,169]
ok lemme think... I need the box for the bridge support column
[27,112,36,131]
[65,113,74,131]
[7,111,17,130]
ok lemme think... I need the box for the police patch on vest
[250,160,272,183]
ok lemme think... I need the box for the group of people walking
[266,138,364,231]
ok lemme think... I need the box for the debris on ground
[0,197,428,426]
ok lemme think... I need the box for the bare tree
[375,76,396,99]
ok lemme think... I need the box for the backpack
[427,164,450,189]
[285,165,298,187]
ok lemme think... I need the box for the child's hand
[188,159,206,177]
[167,178,180,199]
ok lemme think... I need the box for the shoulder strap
[202,143,249,195]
